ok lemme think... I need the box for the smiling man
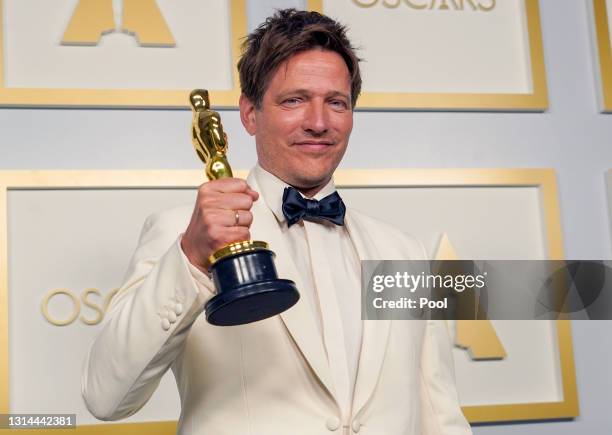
[82,9,471,435]
[241,48,353,196]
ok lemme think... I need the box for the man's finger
[202,177,253,194]
[246,187,259,201]
[204,192,254,211]
[227,209,253,227]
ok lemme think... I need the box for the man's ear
[239,94,257,136]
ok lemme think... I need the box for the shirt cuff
[178,234,216,295]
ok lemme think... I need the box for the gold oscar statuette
[189,89,299,326]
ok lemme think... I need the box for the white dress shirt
[252,164,363,421]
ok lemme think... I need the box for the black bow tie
[282,186,346,227]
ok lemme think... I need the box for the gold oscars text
[41,288,120,326]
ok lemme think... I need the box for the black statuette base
[206,249,299,326]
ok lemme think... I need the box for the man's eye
[282,98,301,106]
[330,100,348,110]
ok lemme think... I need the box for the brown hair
[237,9,361,109]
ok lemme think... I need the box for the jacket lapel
[344,210,392,417]
[247,172,337,403]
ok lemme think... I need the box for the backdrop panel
[307,0,548,110]
[0,169,577,434]
[0,0,247,107]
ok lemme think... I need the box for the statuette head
[190,89,210,111]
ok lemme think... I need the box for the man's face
[240,48,353,196]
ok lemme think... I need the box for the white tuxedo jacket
[82,171,471,435]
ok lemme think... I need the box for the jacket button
[161,318,171,331]
[168,311,177,323]
[326,416,340,431]
[352,419,361,433]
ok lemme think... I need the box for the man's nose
[302,100,328,135]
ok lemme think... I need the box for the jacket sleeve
[420,319,472,434]
[81,209,215,421]
[401,231,472,434]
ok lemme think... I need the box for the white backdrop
[341,184,561,407]
[8,189,196,424]
[4,0,233,90]
[319,0,532,93]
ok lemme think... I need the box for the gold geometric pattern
[594,0,612,111]
[61,0,115,45]
[433,232,508,360]
[62,0,175,47]
[122,0,175,47]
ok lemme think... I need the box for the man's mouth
[293,140,334,151]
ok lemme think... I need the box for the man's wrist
[180,234,211,277]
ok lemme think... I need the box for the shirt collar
[252,163,338,224]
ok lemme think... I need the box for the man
[82,9,471,435]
